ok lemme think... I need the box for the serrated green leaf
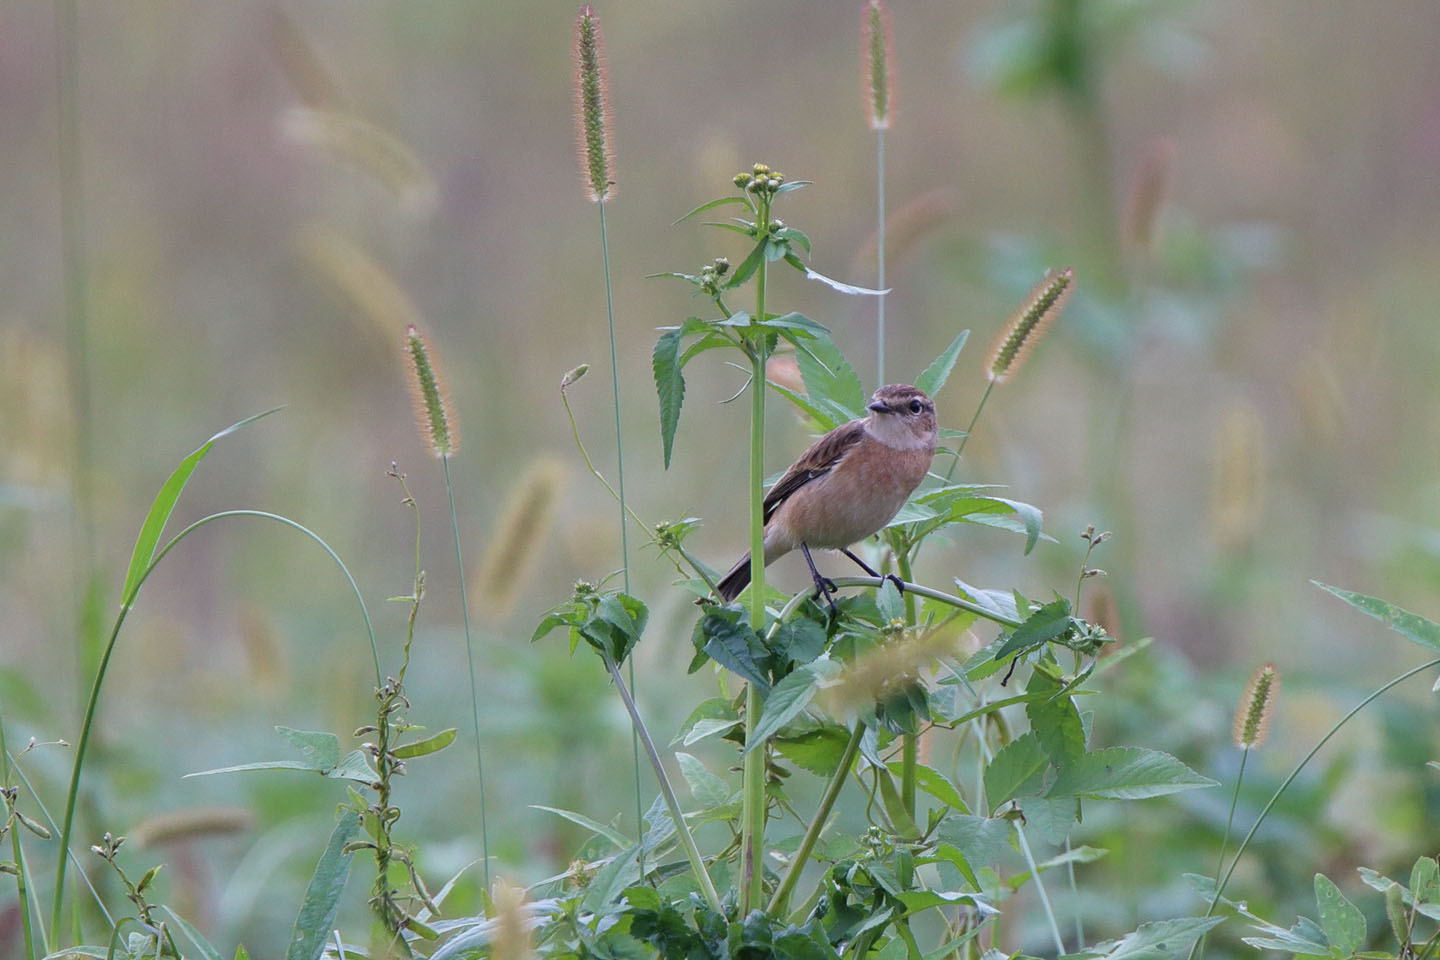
[531,805,631,850]
[985,732,1050,811]
[286,811,359,960]
[1073,916,1224,960]
[1315,874,1365,956]
[725,240,767,289]
[696,608,770,693]
[795,333,866,422]
[915,331,970,398]
[391,727,457,759]
[1048,747,1218,800]
[774,724,852,776]
[684,717,742,746]
[654,329,686,469]
[121,408,282,608]
[993,598,1073,663]
[937,815,1014,868]
[1314,582,1440,653]
[1027,670,1086,765]
[775,226,812,254]
[276,727,342,770]
[885,761,969,814]
[744,662,835,752]
[676,752,733,808]
[184,759,324,778]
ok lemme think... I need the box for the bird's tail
[715,553,752,602]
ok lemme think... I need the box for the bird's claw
[884,574,906,595]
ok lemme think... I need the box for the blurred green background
[3,0,1440,953]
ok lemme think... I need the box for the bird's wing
[762,419,867,523]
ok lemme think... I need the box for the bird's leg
[799,542,838,613]
[841,547,906,595]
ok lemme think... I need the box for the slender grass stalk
[1213,748,1248,888]
[443,456,491,893]
[894,551,918,817]
[598,203,646,869]
[1014,818,1066,955]
[1,712,39,960]
[1190,657,1440,960]
[875,129,886,387]
[51,509,377,940]
[600,654,722,913]
[767,720,865,916]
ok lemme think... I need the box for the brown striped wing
[762,419,867,523]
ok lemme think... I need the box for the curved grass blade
[121,407,283,609]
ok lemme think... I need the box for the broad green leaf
[695,608,770,693]
[684,717,741,746]
[1315,874,1365,956]
[744,661,836,752]
[285,811,359,960]
[327,749,379,783]
[774,226,812,254]
[795,333,867,422]
[885,761,969,814]
[985,732,1049,812]
[774,179,813,195]
[672,194,750,224]
[725,240,767,289]
[878,768,921,839]
[1022,795,1080,845]
[937,815,1014,868]
[1411,856,1439,903]
[1242,917,1331,956]
[757,312,829,337]
[768,377,842,431]
[1313,582,1440,653]
[1027,670,1086,765]
[121,408,282,608]
[653,329,685,469]
[1071,916,1224,960]
[915,331,970,399]
[896,889,987,917]
[1048,747,1218,800]
[993,598,1073,663]
[774,724,852,776]
[531,805,630,850]
[672,696,739,746]
[162,907,224,960]
[581,846,641,916]
[392,727,457,759]
[277,727,342,770]
[676,752,733,808]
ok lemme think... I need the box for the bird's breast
[771,442,932,549]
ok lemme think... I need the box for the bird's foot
[884,573,907,595]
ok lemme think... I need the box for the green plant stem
[875,128,886,387]
[895,551,919,817]
[942,380,994,485]
[50,509,376,940]
[740,216,772,915]
[824,577,1021,629]
[601,655,722,913]
[1014,821,1066,955]
[1190,657,1440,960]
[442,455,491,893]
[1213,747,1248,890]
[768,720,864,916]
[599,202,646,866]
[1,714,39,960]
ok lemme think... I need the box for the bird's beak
[867,400,887,413]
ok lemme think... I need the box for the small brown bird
[716,383,938,606]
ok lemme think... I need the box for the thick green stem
[895,551,918,817]
[443,456,491,892]
[50,510,376,938]
[768,721,864,916]
[740,210,772,914]
[1190,658,1440,960]
[603,657,722,912]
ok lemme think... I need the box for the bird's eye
[908,399,923,414]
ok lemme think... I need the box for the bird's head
[865,384,937,451]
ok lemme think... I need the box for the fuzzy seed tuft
[862,0,895,131]
[987,267,1074,383]
[1233,663,1279,750]
[404,325,458,457]
[573,6,615,202]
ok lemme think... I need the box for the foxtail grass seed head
[1233,663,1279,749]
[1211,400,1265,550]
[492,879,535,960]
[264,7,346,111]
[862,0,895,130]
[474,457,566,620]
[820,628,959,717]
[294,221,418,357]
[987,267,1074,383]
[404,324,458,457]
[279,107,437,216]
[573,6,614,202]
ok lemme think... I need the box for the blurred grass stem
[875,130,886,387]
[1191,657,1440,960]
[443,455,491,892]
[1,712,40,960]
[50,509,377,941]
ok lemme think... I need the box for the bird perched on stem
[716,383,937,608]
